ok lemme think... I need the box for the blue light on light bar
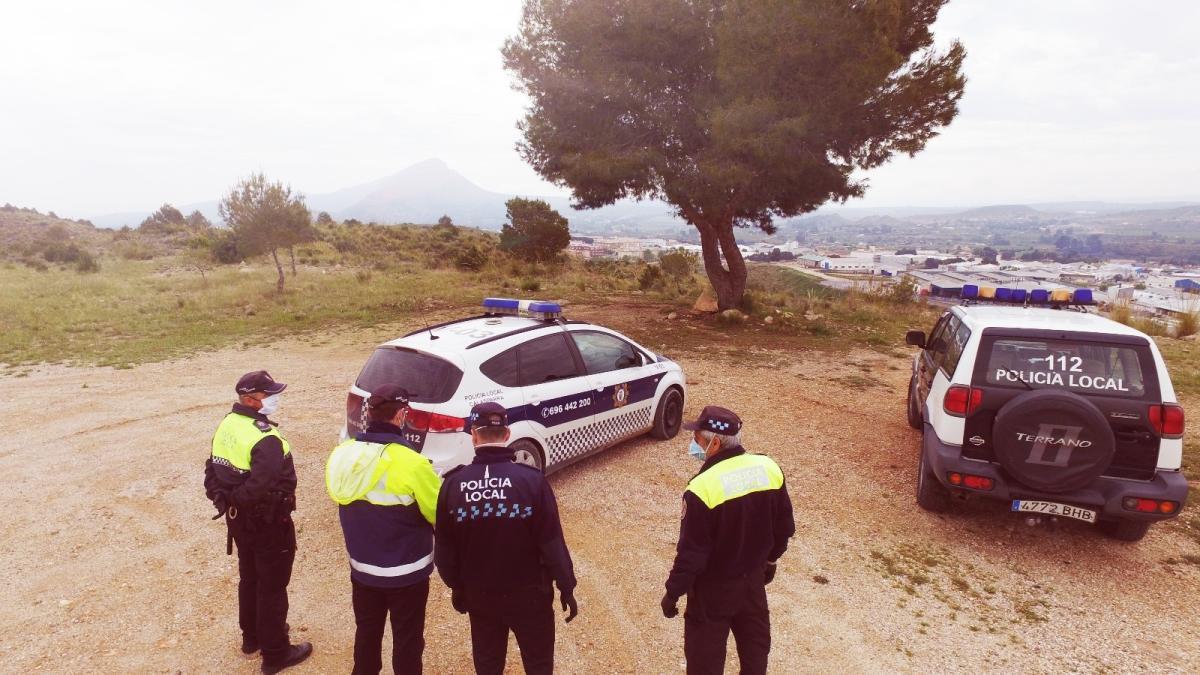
[962,284,979,300]
[995,288,1012,302]
[1029,289,1049,304]
[1073,289,1094,305]
[482,297,562,319]
[1010,289,1027,304]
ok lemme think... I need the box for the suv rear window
[982,338,1146,398]
[356,347,464,403]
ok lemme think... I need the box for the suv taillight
[1149,404,1185,439]
[346,393,365,435]
[407,409,466,433]
[944,385,982,417]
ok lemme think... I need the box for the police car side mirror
[905,330,927,349]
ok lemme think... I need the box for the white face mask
[258,394,281,416]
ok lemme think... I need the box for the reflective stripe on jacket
[326,428,441,588]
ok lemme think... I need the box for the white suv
[341,298,687,474]
[905,296,1188,541]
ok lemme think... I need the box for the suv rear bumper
[924,425,1189,521]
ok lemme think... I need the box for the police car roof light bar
[957,286,1092,310]
[482,297,563,321]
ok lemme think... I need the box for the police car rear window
[981,338,1146,398]
[356,347,464,403]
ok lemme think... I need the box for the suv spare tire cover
[991,389,1115,493]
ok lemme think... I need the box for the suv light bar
[482,297,563,320]
[959,286,1094,307]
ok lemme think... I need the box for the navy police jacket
[326,422,442,588]
[435,445,577,594]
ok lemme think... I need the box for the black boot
[261,642,313,674]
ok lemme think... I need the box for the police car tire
[906,377,922,430]
[991,389,1115,494]
[1097,518,1151,542]
[509,439,544,472]
[915,446,950,512]
[651,387,685,440]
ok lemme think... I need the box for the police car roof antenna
[423,315,439,340]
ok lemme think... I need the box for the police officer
[326,384,442,675]
[435,402,579,675]
[660,406,795,675]
[204,370,313,674]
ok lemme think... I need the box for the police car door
[510,332,598,467]
[567,329,658,450]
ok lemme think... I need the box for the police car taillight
[407,409,466,433]
[944,385,982,417]
[1148,403,1185,438]
[346,392,365,435]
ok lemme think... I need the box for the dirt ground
[2,312,1199,674]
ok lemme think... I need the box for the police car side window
[941,318,970,376]
[480,348,521,387]
[516,334,582,386]
[571,331,640,375]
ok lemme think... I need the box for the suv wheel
[651,388,684,440]
[906,377,922,430]
[915,448,950,512]
[510,439,544,472]
[1098,518,1151,542]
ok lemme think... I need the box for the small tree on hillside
[185,210,212,232]
[316,211,335,225]
[504,0,966,310]
[139,203,186,234]
[499,197,570,263]
[437,215,454,227]
[218,173,312,293]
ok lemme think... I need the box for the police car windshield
[356,347,464,403]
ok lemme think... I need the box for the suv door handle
[1115,430,1152,443]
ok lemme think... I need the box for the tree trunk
[271,248,285,294]
[289,247,297,276]
[696,221,748,311]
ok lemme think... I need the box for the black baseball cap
[235,370,286,395]
[469,402,508,430]
[682,405,742,435]
[368,383,410,408]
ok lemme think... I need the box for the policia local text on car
[204,371,313,674]
[662,406,795,675]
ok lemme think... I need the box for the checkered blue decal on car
[546,405,654,466]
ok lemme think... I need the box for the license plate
[1011,500,1097,523]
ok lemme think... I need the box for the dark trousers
[232,523,295,662]
[465,585,555,675]
[683,576,771,675]
[351,578,430,675]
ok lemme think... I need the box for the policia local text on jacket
[326,419,442,675]
[205,402,299,666]
[665,443,795,675]
[435,444,577,675]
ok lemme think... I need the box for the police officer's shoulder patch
[253,419,272,432]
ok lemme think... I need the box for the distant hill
[0,205,111,254]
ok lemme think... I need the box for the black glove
[764,561,777,585]
[451,587,467,614]
[660,593,679,619]
[211,494,230,520]
[560,590,578,623]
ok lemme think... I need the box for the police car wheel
[915,446,949,513]
[905,377,922,430]
[509,439,544,472]
[651,387,684,440]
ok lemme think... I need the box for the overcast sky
[2,0,1199,219]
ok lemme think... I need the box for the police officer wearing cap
[435,402,579,675]
[325,384,442,675]
[204,371,313,674]
[660,406,795,675]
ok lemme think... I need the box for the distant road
[774,262,863,290]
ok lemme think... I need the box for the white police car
[905,286,1187,541]
[341,298,687,474]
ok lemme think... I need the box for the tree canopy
[499,197,570,263]
[218,173,312,292]
[504,0,966,309]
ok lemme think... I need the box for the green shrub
[456,245,488,271]
[519,278,541,292]
[74,251,100,273]
[638,264,663,290]
[1176,308,1199,338]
